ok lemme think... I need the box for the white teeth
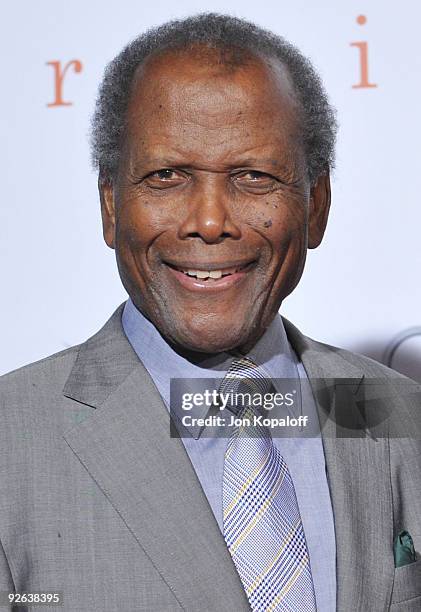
[209,270,223,279]
[180,265,246,278]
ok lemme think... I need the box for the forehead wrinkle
[134,111,294,150]
[167,82,292,133]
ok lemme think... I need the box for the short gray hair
[90,13,337,185]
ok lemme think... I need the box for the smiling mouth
[164,260,255,281]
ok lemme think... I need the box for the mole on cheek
[263,219,272,228]
[265,201,278,209]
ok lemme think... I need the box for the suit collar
[282,317,365,379]
[62,303,140,408]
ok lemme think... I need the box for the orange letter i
[350,15,378,89]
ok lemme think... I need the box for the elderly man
[1,13,420,612]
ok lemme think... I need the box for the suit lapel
[62,305,249,611]
[284,318,394,611]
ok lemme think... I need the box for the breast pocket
[390,558,421,610]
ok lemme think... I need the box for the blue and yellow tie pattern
[221,357,317,611]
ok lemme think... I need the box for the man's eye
[233,171,277,189]
[243,171,268,181]
[143,168,185,189]
[152,169,178,180]
[236,171,273,181]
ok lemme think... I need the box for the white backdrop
[2,0,421,379]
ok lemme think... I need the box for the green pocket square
[394,530,417,568]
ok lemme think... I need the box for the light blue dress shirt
[122,298,336,611]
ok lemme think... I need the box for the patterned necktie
[221,356,317,612]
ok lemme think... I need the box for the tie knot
[218,356,273,416]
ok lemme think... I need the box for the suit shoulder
[282,316,413,382]
[311,337,410,380]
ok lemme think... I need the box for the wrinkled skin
[100,46,331,354]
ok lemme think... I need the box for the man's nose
[177,178,242,243]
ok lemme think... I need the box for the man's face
[101,47,330,353]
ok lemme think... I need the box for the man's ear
[308,171,331,249]
[99,173,116,249]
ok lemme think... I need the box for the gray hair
[90,13,337,185]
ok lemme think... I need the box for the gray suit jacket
[1,304,421,611]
